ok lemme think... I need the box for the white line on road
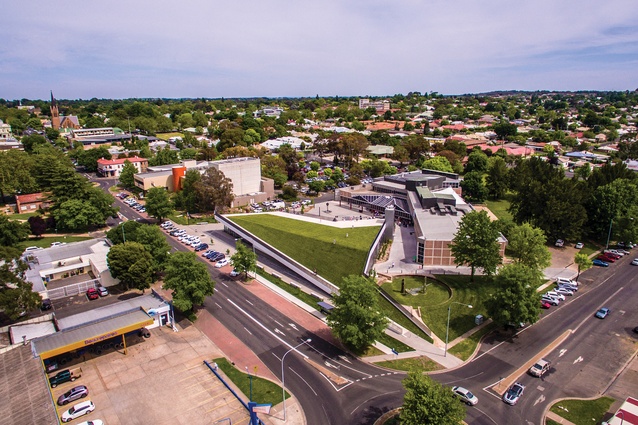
[244,327,253,335]
[573,356,583,364]
[290,368,318,396]
[559,349,567,357]
[534,394,546,406]
[304,344,373,378]
[214,302,222,309]
[273,320,284,327]
[274,328,286,336]
[226,298,308,358]
[245,299,254,306]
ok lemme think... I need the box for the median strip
[491,329,572,395]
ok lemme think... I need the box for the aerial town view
[1,2,638,425]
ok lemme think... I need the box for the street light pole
[445,302,472,357]
[281,339,311,421]
[606,218,613,250]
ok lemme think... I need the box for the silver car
[453,386,478,405]
[57,386,89,406]
[503,382,525,405]
[553,287,574,296]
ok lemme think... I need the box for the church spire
[50,90,60,130]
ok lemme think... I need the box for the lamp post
[445,302,472,357]
[606,218,613,250]
[281,338,311,421]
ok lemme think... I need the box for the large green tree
[118,160,137,189]
[106,221,142,245]
[422,156,453,173]
[327,275,388,353]
[0,247,41,320]
[460,171,487,203]
[173,169,201,213]
[574,253,593,280]
[106,242,155,291]
[163,251,215,312]
[230,241,257,280]
[400,368,466,425]
[507,223,551,271]
[465,150,489,174]
[0,150,38,199]
[485,263,542,326]
[485,156,509,200]
[144,187,174,221]
[135,225,171,271]
[0,214,31,246]
[76,146,112,172]
[450,211,502,280]
[194,167,234,213]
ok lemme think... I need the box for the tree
[460,171,488,203]
[486,157,509,199]
[0,279,42,320]
[195,167,234,213]
[28,215,47,237]
[20,134,49,153]
[450,211,502,281]
[327,275,388,353]
[106,242,154,291]
[76,146,111,172]
[118,160,137,189]
[144,187,174,221]
[106,221,142,245]
[0,214,30,246]
[135,225,171,271]
[493,120,518,140]
[465,150,489,174]
[400,368,466,425]
[230,241,257,280]
[485,263,542,327]
[507,223,551,271]
[422,156,453,173]
[163,251,215,312]
[0,150,38,199]
[308,179,325,194]
[574,253,593,280]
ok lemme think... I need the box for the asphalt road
[94,176,638,424]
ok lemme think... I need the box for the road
[95,176,638,424]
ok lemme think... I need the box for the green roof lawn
[229,214,380,286]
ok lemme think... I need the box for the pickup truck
[49,368,82,388]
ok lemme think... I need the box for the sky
[3,0,638,100]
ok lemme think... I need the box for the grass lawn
[545,419,560,425]
[362,345,384,357]
[155,132,184,141]
[254,268,321,307]
[484,193,514,221]
[549,397,614,425]
[374,356,443,372]
[213,357,288,405]
[376,292,433,343]
[16,235,93,250]
[579,240,601,257]
[229,214,380,286]
[7,212,39,221]
[382,275,496,342]
[376,333,414,353]
[168,212,217,226]
[448,323,497,361]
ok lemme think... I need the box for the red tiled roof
[97,156,147,165]
[16,193,45,204]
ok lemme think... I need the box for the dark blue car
[194,243,209,252]
[592,259,609,267]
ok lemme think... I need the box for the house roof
[16,192,45,204]
[97,156,148,165]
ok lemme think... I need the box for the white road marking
[245,299,253,306]
[573,356,583,364]
[226,298,308,358]
[244,327,253,335]
[214,302,222,309]
[559,349,567,357]
[338,355,351,364]
[534,394,546,406]
[274,328,286,336]
[290,368,318,396]
[220,282,228,288]
[325,361,340,370]
[273,320,284,327]
[289,323,298,331]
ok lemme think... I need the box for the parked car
[555,239,564,247]
[593,259,609,267]
[557,283,578,292]
[541,295,560,306]
[49,368,83,388]
[618,242,634,249]
[61,400,95,422]
[596,255,615,263]
[452,386,478,406]
[575,242,584,249]
[540,301,551,309]
[553,287,574,296]
[605,249,624,257]
[528,359,551,377]
[57,385,89,406]
[86,288,99,300]
[556,277,578,286]
[160,221,173,228]
[97,286,108,297]
[215,258,230,268]
[41,298,53,310]
[194,243,209,252]
[503,382,525,405]
[545,291,565,301]
[595,307,610,319]
[631,258,638,266]
[76,421,103,425]
[230,269,240,277]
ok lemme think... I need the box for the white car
[541,295,560,306]
[189,239,202,247]
[631,258,638,266]
[61,400,95,422]
[77,421,103,425]
[605,249,624,256]
[230,269,240,277]
[452,386,478,406]
[555,277,578,286]
[160,221,173,228]
[178,234,193,242]
[215,258,230,268]
[545,291,565,301]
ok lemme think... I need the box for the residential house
[97,156,148,177]
[15,193,48,213]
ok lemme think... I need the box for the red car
[541,301,551,309]
[597,255,616,263]
[86,288,99,300]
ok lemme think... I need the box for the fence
[46,279,100,300]
[377,286,432,338]
[363,222,387,277]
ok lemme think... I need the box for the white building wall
[212,157,261,196]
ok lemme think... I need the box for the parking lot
[49,323,251,425]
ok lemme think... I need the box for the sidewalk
[545,411,578,425]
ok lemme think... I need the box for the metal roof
[32,308,153,359]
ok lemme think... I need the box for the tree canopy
[144,187,174,221]
[507,223,551,271]
[163,251,215,312]
[327,275,388,353]
[400,368,466,425]
[230,241,257,280]
[0,215,30,246]
[450,211,502,280]
[106,242,155,291]
[485,263,542,326]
